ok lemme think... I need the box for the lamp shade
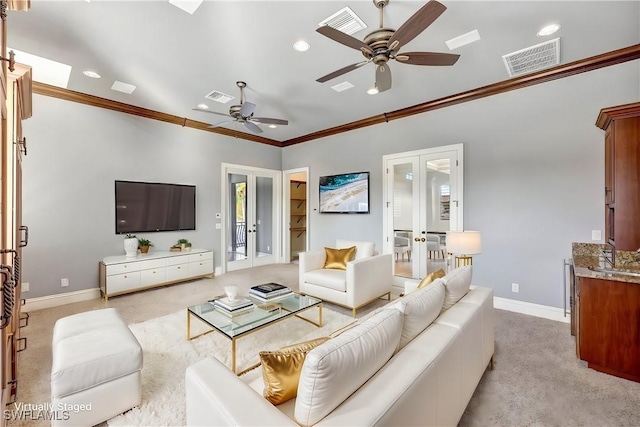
[446,231,482,255]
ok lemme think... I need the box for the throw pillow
[441,265,473,312]
[323,246,356,270]
[417,268,446,290]
[260,337,329,405]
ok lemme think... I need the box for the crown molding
[283,43,640,146]
[31,44,640,148]
[31,82,283,147]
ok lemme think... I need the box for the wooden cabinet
[576,276,640,382]
[596,103,640,250]
[99,250,214,299]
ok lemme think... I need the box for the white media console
[99,249,214,299]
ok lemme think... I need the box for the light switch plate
[591,230,602,241]
[215,223,221,229]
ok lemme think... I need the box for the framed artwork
[319,172,370,214]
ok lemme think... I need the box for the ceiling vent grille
[319,7,367,35]
[205,90,234,104]
[502,38,560,78]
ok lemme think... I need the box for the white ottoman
[51,308,143,426]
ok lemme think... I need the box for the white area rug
[107,306,353,426]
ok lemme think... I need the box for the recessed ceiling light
[367,86,379,95]
[111,80,137,95]
[83,70,101,79]
[197,103,208,109]
[331,81,354,92]
[537,24,561,37]
[293,40,310,52]
[268,124,277,129]
[445,29,481,50]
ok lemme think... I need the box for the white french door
[222,164,281,272]
[384,144,463,279]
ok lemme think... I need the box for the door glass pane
[425,158,450,271]
[228,173,247,262]
[255,176,273,258]
[392,162,414,278]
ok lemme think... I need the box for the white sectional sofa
[185,266,494,426]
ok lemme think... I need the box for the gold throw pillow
[323,246,356,270]
[417,268,446,290]
[260,337,329,405]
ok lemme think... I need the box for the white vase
[124,238,139,258]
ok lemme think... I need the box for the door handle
[19,226,28,248]
[421,238,426,242]
[414,237,420,242]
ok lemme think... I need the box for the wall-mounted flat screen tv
[115,180,196,234]
[319,172,370,214]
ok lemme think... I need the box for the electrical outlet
[61,278,69,287]
[22,282,29,292]
[511,283,520,293]
[592,230,602,241]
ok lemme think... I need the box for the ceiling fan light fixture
[537,24,561,37]
[268,124,277,129]
[367,86,379,95]
[293,40,310,52]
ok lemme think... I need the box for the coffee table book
[249,283,292,299]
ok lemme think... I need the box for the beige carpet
[11,263,640,426]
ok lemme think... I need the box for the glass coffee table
[187,292,322,375]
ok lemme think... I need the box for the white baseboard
[214,266,222,276]
[494,296,570,323]
[23,288,101,312]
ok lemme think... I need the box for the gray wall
[22,95,281,298]
[282,62,640,308]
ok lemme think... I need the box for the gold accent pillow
[323,246,356,270]
[260,337,329,405]
[417,268,446,290]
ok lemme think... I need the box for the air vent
[319,6,367,35]
[502,38,560,78]
[205,90,234,104]
[331,81,354,92]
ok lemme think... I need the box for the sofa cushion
[294,308,403,426]
[260,337,329,405]
[441,265,473,312]
[303,269,346,292]
[417,268,446,290]
[336,240,374,260]
[391,279,445,349]
[323,246,355,270]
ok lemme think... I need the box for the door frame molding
[382,143,464,274]
[220,163,282,273]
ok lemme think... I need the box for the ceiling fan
[192,81,288,134]
[316,0,460,93]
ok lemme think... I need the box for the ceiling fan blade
[387,0,447,51]
[376,64,392,93]
[192,108,230,117]
[316,25,372,54]
[252,117,289,125]
[240,102,256,117]
[317,60,369,83]
[243,121,263,134]
[207,120,235,129]
[395,51,460,66]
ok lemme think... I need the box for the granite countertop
[572,243,640,284]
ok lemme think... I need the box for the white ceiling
[7,1,640,142]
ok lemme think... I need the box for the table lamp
[446,231,482,267]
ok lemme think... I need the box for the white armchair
[299,240,393,316]
[394,236,412,261]
[427,234,445,259]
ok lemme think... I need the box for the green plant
[177,238,190,245]
[138,238,153,247]
[125,234,136,239]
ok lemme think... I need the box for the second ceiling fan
[316,0,460,92]
[193,81,288,134]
